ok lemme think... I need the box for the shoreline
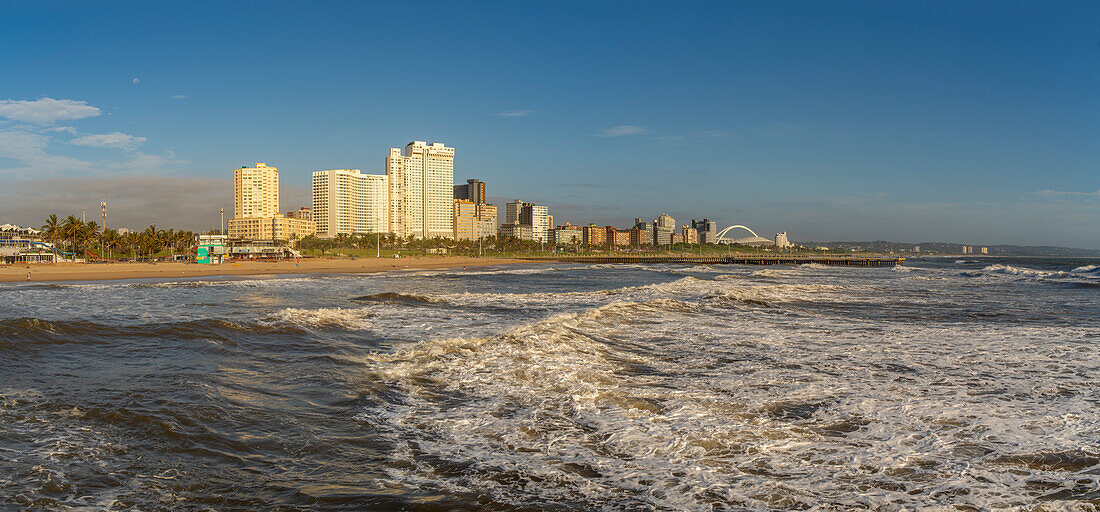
[0,257,526,283]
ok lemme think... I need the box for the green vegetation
[39,214,196,261]
[292,233,867,259]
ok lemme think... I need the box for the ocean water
[1,257,1098,511]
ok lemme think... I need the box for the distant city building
[656,213,676,230]
[682,226,699,244]
[553,224,583,244]
[505,199,524,225]
[476,204,497,239]
[652,213,676,246]
[387,141,454,238]
[286,207,312,222]
[981,247,989,254]
[913,245,920,253]
[692,219,717,244]
[671,233,684,244]
[234,163,280,218]
[632,218,653,246]
[453,179,487,204]
[583,225,606,246]
[775,232,791,248]
[611,228,631,246]
[500,223,532,240]
[311,169,389,237]
[520,204,549,242]
[501,199,549,242]
[453,199,478,240]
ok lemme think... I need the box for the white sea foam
[270,307,371,329]
[356,290,1099,510]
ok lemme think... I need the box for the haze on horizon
[0,2,1097,249]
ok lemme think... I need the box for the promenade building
[311,169,388,238]
[234,163,280,218]
[0,224,57,263]
[228,215,315,242]
[387,141,455,239]
[453,199,478,240]
[454,179,487,204]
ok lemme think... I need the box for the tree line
[39,214,197,260]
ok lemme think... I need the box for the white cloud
[697,129,729,137]
[0,129,93,175]
[0,98,101,124]
[1035,189,1100,197]
[496,109,532,117]
[70,132,147,150]
[655,135,684,142]
[599,125,649,137]
[171,94,186,100]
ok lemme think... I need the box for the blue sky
[1,1,1098,247]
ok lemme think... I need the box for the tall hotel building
[228,163,315,242]
[386,141,454,238]
[311,169,389,237]
[234,163,280,218]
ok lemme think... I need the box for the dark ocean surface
[2,257,1099,510]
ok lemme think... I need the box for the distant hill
[797,240,1100,257]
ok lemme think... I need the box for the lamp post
[219,208,225,235]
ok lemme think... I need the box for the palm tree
[62,215,83,256]
[41,214,61,247]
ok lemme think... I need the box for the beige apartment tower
[311,169,389,238]
[386,141,455,238]
[234,163,280,218]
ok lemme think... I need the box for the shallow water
[2,257,1099,510]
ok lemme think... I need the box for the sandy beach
[0,256,525,283]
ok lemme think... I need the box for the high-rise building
[453,199,478,240]
[692,219,717,244]
[476,204,497,239]
[387,141,455,238]
[520,204,549,242]
[501,199,549,242]
[505,199,524,225]
[311,169,388,237]
[454,179,487,204]
[981,247,989,254]
[234,163,280,218]
[775,232,791,248]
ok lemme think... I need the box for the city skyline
[1,2,1098,248]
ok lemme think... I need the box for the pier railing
[521,254,904,266]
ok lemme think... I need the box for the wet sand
[0,257,525,282]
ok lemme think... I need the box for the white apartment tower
[386,141,455,238]
[311,169,389,237]
[234,163,280,218]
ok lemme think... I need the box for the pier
[523,255,904,266]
